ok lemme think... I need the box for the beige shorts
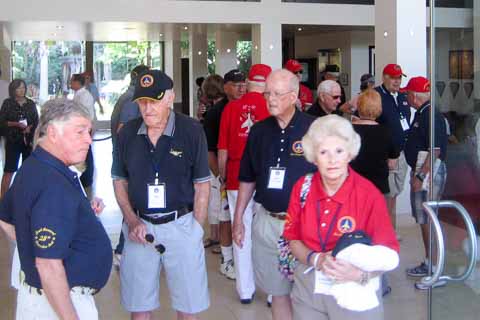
[252,204,293,296]
[386,152,408,197]
[291,264,384,320]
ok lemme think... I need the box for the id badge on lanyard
[147,173,166,209]
[267,166,286,190]
[400,115,410,131]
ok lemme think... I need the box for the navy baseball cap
[332,230,372,257]
[132,69,174,102]
[224,69,246,83]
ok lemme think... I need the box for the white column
[251,22,282,70]
[216,31,240,76]
[39,42,49,104]
[375,0,427,82]
[375,0,427,216]
[0,23,11,82]
[164,26,183,104]
[189,24,208,117]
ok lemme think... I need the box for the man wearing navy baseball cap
[112,69,212,319]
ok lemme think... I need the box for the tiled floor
[1,132,479,319]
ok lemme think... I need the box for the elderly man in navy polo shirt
[0,98,113,320]
[375,64,411,234]
[112,69,211,320]
[233,69,317,320]
[402,77,448,289]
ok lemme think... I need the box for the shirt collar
[274,108,300,131]
[33,146,78,180]
[417,101,431,114]
[313,167,355,204]
[137,110,176,137]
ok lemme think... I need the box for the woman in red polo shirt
[283,115,399,320]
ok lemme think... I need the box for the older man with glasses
[306,80,342,118]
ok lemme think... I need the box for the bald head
[264,69,299,118]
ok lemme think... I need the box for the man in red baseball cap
[217,63,272,304]
[284,59,313,111]
[375,63,411,242]
[402,76,448,290]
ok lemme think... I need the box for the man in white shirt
[71,73,96,120]
[70,73,96,196]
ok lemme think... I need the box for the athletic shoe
[415,279,447,290]
[406,262,429,277]
[220,259,236,280]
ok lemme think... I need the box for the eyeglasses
[327,94,342,100]
[263,90,294,99]
[294,71,303,75]
[231,83,247,89]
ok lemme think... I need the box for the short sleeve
[238,126,257,182]
[282,177,304,241]
[217,102,233,150]
[31,186,80,259]
[0,191,14,224]
[192,125,211,183]
[111,128,129,179]
[364,191,400,253]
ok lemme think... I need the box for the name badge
[400,118,410,131]
[147,183,166,209]
[267,167,286,190]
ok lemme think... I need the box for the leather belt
[267,211,287,221]
[138,205,193,225]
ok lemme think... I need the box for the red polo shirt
[218,92,270,190]
[299,84,313,111]
[283,168,399,253]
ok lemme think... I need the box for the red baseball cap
[401,76,430,93]
[248,64,272,82]
[284,59,303,73]
[383,64,406,78]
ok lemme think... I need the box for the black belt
[138,205,193,225]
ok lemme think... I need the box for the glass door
[422,1,480,319]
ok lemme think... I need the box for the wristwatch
[416,172,426,182]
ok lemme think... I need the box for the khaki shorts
[386,152,408,197]
[252,204,293,296]
[291,264,384,320]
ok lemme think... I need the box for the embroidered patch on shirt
[34,227,57,249]
[169,148,183,157]
[337,216,356,234]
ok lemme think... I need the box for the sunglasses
[145,234,166,254]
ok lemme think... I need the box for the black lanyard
[315,200,342,252]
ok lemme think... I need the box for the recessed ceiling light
[184,26,188,30]
[56,25,64,30]
[226,48,231,53]
[198,51,202,55]
[297,27,303,31]
[159,33,164,37]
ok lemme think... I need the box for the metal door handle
[420,200,478,287]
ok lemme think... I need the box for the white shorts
[16,283,98,320]
[208,174,231,224]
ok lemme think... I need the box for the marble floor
[0,132,479,319]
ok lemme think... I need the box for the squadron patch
[291,141,304,156]
[337,216,356,234]
[34,227,57,249]
[140,74,154,88]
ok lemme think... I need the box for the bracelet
[312,253,321,269]
[306,251,316,266]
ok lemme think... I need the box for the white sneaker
[220,259,236,280]
[415,279,447,290]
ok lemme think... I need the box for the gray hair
[286,69,300,94]
[302,114,361,163]
[36,98,92,142]
[317,80,340,96]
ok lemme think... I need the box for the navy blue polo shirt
[112,111,211,214]
[0,147,112,290]
[375,85,411,151]
[239,109,317,212]
[404,102,448,169]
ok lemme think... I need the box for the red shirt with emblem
[283,168,399,253]
[218,92,270,190]
[299,84,313,111]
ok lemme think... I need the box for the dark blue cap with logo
[332,230,372,257]
[132,69,174,102]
